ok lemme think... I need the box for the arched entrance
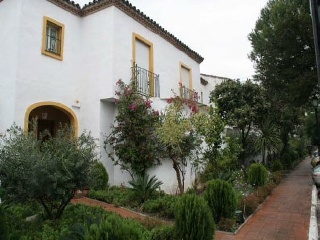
[24,102,78,137]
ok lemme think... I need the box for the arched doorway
[24,102,78,138]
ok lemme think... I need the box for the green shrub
[40,224,62,240]
[89,162,109,191]
[247,163,268,187]
[64,217,109,240]
[142,195,179,219]
[149,225,175,240]
[129,174,163,203]
[204,179,237,223]
[104,214,148,240]
[0,204,9,240]
[65,209,148,240]
[270,160,283,172]
[175,194,215,240]
[88,187,137,208]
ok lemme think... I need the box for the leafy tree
[249,0,317,108]
[156,97,202,194]
[305,110,320,149]
[105,80,161,177]
[210,79,268,167]
[194,105,225,164]
[249,0,317,160]
[0,204,8,240]
[0,124,97,220]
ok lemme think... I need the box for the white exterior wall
[200,74,229,105]
[0,0,22,133]
[0,0,207,192]
[0,0,84,131]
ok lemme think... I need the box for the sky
[74,0,269,80]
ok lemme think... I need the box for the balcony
[131,63,160,97]
[179,85,200,102]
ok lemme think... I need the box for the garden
[0,79,310,239]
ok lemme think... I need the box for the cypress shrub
[0,204,9,240]
[175,194,215,240]
[204,179,237,223]
[248,163,268,187]
[89,162,109,190]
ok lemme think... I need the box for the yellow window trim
[41,16,65,61]
[179,62,193,89]
[132,33,155,96]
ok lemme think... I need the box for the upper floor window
[179,63,198,102]
[180,63,192,89]
[42,17,65,60]
[132,33,159,97]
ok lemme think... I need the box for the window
[132,33,159,97]
[42,17,65,60]
[179,63,197,101]
[180,63,192,89]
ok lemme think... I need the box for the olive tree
[0,124,98,220]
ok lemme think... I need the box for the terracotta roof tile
[22,0,203,63]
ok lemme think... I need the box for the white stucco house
[0,0,223,193]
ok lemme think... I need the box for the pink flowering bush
[104,80,161,177]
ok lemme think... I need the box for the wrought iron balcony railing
[132,63,160,97]
[179,85,199,102]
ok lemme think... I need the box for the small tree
[211,79,269,167]
[156,96,202,194]
[0,124,98,220]
[105,80,161,177]
[194,105,225,163]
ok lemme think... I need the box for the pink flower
[129,104,137,111]
[145,100,152,108]
[191,104,199,113]
[116,79,123,85]
[167,97,174,103]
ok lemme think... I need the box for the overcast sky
[74,0,269,80]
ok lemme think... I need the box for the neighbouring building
[0,0,224,193]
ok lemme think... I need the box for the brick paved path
[73,157,313,240]
[216,157,313,240]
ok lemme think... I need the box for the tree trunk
[172,161,184,194]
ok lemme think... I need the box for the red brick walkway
[73,157,313,240]
[216,157,313,240]
[71,197,147,221]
